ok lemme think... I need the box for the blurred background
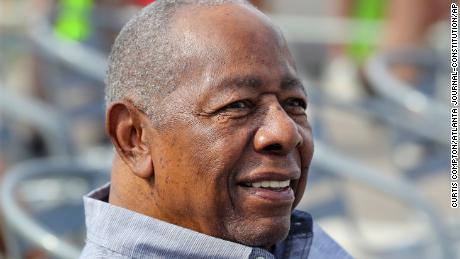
[0,0,456,258]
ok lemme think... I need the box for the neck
[109,155,157,217]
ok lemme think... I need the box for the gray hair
[105,0,250,124]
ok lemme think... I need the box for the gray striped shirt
[80,183,352,259]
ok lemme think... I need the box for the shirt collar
[84,183,313,259]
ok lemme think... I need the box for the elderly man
[81,0,352,258]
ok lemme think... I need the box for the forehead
[173,4,284,46]
[170,3,296,75]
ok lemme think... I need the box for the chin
[230,215,291,248]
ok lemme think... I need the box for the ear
[106,100,154,179]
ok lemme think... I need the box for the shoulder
[288,210,353,258]
[309,223,354,259]
[80,240,130,259]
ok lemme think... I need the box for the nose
[253,103,303,155]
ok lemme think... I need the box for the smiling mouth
[241,180,290,191]
[238,180,295,202]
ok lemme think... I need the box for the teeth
[270,181,280,188]
[279,180,290,188]
[250,180,290,188]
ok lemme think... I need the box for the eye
[223,100,253,110]
[283,98,307,114]
[285,98,306,109]
[217,99,254,118]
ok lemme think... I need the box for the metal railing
[0,158,108,259]
[313,141,455,259]
[27,16,107,82]
[364,51,449,145]
[0,86,74,157]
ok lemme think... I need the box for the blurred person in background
[80,0,352,258]
[381,0,450,84]
[325,0,450,98]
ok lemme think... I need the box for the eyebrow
[280,77,306,94]
[216,74,307,95]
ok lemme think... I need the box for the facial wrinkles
[191,129,245,237]
[220,97,302,224]
[169,82,242,221]
[154,4,312,246]
[188,78,257,237]
[254,96,305,192]
[238,96,304,173]
[191,60,300,236]
[181,70,305,240]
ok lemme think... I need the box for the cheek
[186,123,252,209]
[293,127,314,208]
[158,122,251,209]
[187,121,252,178]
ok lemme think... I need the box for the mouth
[241,180,290,190]
[237,174,298,203]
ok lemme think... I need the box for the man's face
[148,4,313,247]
